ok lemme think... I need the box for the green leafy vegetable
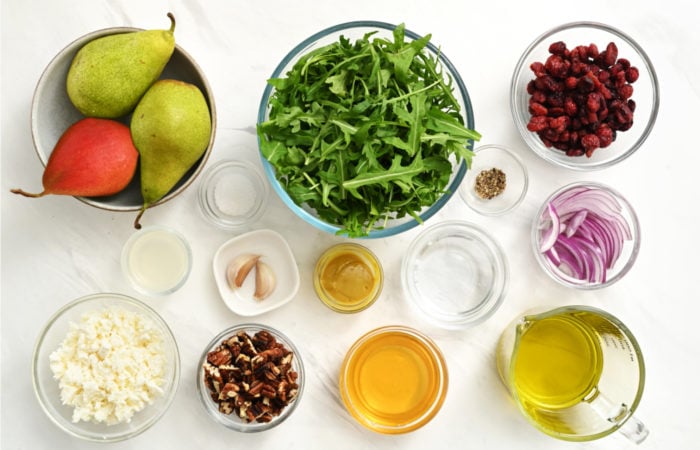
[258,23,481,237]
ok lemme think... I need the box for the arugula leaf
[257,23,480,237]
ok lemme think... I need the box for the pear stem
[10,188,46,198]
[167,12,176,33]
[133,207,147,229]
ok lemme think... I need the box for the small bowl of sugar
[198,159,269,230]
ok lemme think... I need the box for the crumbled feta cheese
[49,306,168,425]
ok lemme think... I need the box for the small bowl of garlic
[212,229,300,316]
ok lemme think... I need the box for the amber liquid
[340,329,446,433]
[314,244,382,312]
[320,251,376,304]
[513,314,603,411]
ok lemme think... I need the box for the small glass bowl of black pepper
[196,324,305,433]
[459,144,528,216]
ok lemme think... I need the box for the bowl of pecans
[510,21,660,170]
[197,324,304,432]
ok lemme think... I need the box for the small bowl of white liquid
[121,225,193,296]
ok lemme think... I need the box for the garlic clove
[226,254,260,290]
[254,260,276,301]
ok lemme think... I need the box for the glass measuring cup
[496,305,648,443]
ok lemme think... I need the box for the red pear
[12,118,138,198]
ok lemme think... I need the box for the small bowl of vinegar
[338,326,448,434]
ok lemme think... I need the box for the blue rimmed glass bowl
[257,21,477,238]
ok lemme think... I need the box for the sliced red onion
[538,185,631,284]
[539,203,560,252]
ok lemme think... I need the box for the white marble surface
[2,0,698,448]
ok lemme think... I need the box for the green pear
[130,79,212,228]
[66,13,176,118]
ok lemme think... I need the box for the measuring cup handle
[619,415,649,444]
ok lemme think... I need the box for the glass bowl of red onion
[531,181,640,289]
[511,22,660,171]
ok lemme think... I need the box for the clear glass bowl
[198,159,269,229]
[510,21,659,170]
[459,144,529,215]
[121,225,193,296]
[32,293,181,442]
[313,243,384,313]
[257,21,477,238]
[196,324,304,432]
[339,325,448,434]
[401,221,508,329]
[31,25,216,211]
[532,181,641,289]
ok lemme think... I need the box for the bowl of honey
[338,326,448,434]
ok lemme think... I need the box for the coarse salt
[214,173,256,217]
[49,306,167,425]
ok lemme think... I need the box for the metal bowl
[30,25,216,211]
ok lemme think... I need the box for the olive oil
[339,327,447,434]
[513,314,603,410]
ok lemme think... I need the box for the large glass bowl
[32,293,181,442]
[401,221,508,329]
[257,21,477,238]
[510,22,659,170]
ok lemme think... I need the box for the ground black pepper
[474,168,506,199]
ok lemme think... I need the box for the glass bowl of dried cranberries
[511,21,660,170]
[196,324,304,432]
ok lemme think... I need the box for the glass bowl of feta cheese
[32,293,181,442]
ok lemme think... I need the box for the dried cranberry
[587,43,599,59]
[618,121,633,131]
[567,148,585,157]
[626,66,640,83]
[527,80,537,94]
[577,75,595,93]
[531,90,547,104]
[604,42,618,65]
[581,134,600,154]
[617,58,631,69]
[549,115,570,132]
[595,124,614,148]
[546,91,564,107]
[530,61,546,77]
[545,55,569,78]
[599,84,613,100]
[527,115,548,132]
[619,84,634,100]
[529,102,548,116]
[548,41,569,56]
[614,70,627,88]
[586,92,602,112]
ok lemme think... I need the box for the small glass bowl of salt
[198,159,269,230]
